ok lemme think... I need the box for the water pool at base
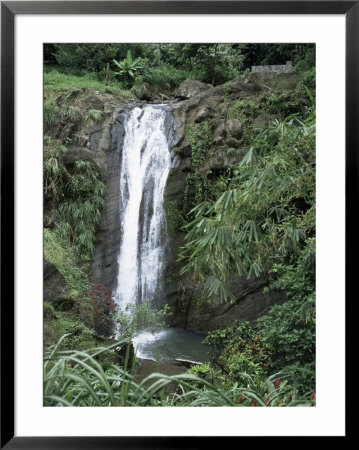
[132,327,209,362]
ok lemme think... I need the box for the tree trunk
[105,62,110,85]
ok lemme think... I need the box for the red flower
[275,379,281,390]
[265,393,270,405]
[311,391,315,401]
[252,400,257,407]
[237,396,243,403]
[289,393,293,401]
[279,401,285,406]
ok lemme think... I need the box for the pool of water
[132,327,209,362]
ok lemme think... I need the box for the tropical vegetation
[43,43,316,407]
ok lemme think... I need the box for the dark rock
[43,259,74,311]
[133,358,191,395]
[63,146,98,166]
[254,113,271,126]
[177,78,212,99]
[212,122,226,145]
[43,198,55,228]
[227,118,242,139]
[139,82,155,102]
[168,274,286,333]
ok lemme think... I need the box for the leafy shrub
[60,104,83,121]
[204,322,272,388]
[164,200,186,235]
[53,160,106,258]
[182,121,213,213]
[44,228,91,295]
[143,64,190,92]
[43,139,67,200]
[44,336,315,407]
[74,283,117,336]
[179,113,315,302]
[261,91,303,117]
[227,98,257,120]
[117,301,172,338]
[44,99,60,130]
[113,50,143,86]
[187,363,221,385]
[257,298,315,378]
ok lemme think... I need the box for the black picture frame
[1,1,353,447]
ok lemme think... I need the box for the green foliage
[44,336,314,406]
[113,50,143,85]
[179,113,315,302]
[44,336,136,406]
[130,77,145,99]
[187,363,220,385]
[257,298,315,373]
[85,109,104,124]
[49,314,97,351]
[298,68,316,98]
[47,43,138,74]
[179,44,245,85]
[43,138,68,200]
[44,99,60,130]
[213,168,233,195]
[44,137,106,259]
[143,64,190,92]
[203,297,315,395]
[117,301,172,338]
[261,90,303,117]
[60,104,83,121]
[183,121,213,213]
[44,228,91,295]
[55,162,105,258]
[239,43,315,70]
[204,322,272,388]
[74,284,117,336]
[227,98,257,120]
[44,68,134,98]
[164,200,186,235]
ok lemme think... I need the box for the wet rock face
[45,76,296,332]
[163,75,292,331]
[89,108,131,292]
[168,280,286,334]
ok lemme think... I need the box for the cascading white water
[114,105,172,313]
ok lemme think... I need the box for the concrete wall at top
[251,61,293,73]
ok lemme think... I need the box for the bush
[143,64,190,92]
[256,298,315,381]
[74,283,117,336]
[117,301,172,338]
[44,336,315,407]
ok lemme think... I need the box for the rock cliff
[44,71,302,332]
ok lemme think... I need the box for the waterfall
[114,105,172,313]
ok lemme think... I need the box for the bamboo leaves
[44,137,106,259]
[179,113,316,303]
